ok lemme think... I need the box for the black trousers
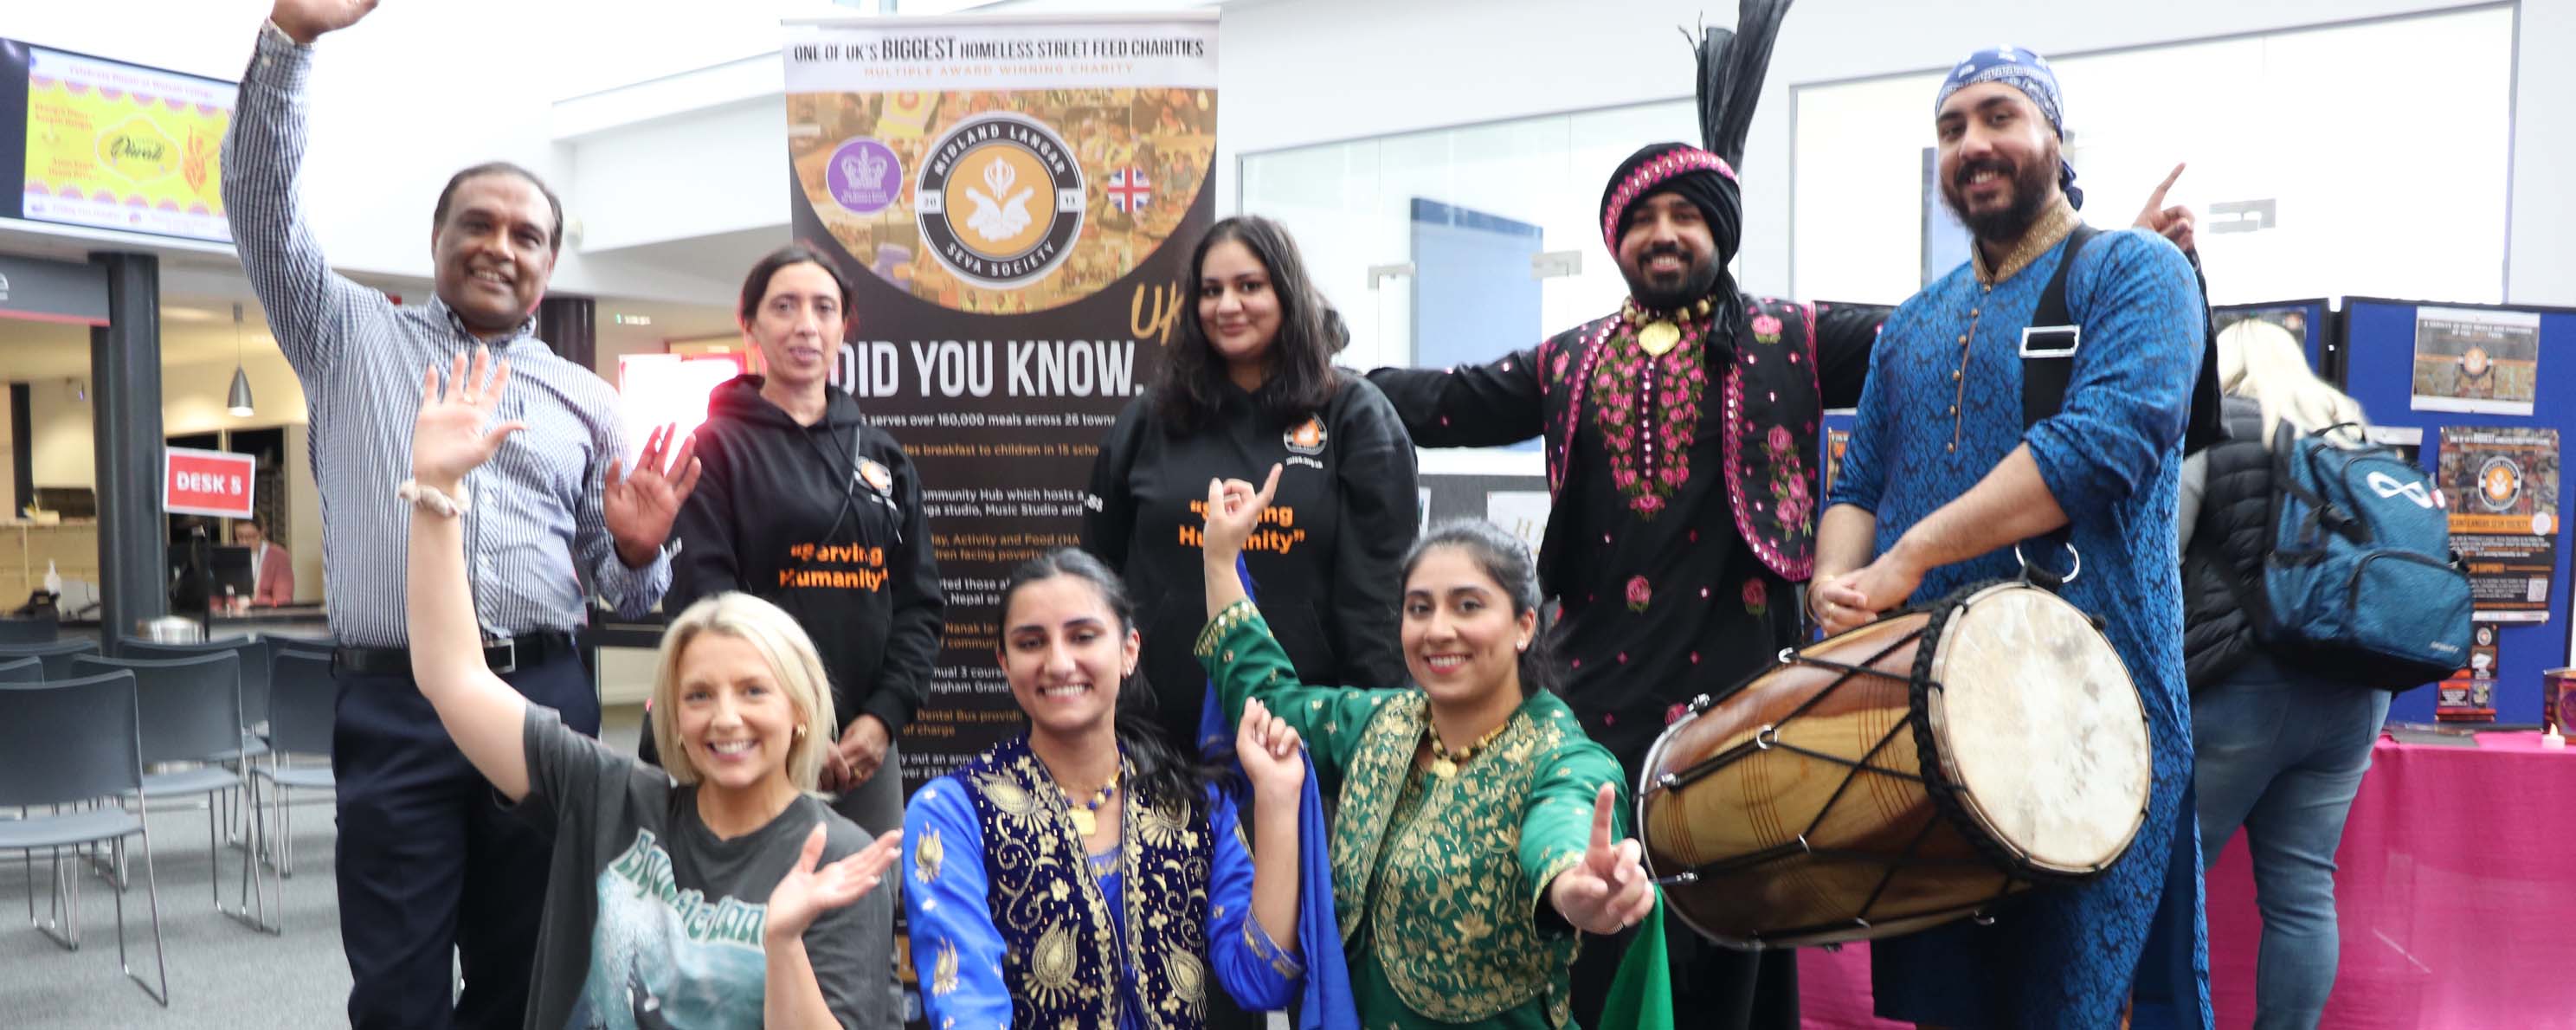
[332,651,596,1029]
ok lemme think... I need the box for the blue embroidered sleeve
[904,776,1012,1030]
[1204,784,1302,1011]
[2025,229,2203,519]
[1824,304,1905,514]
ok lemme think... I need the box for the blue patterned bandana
[1935,46,2082,209]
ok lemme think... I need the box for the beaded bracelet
[396,479,472,518]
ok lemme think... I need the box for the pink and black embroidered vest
[1536,295,1825,584]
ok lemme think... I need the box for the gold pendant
[1636,319,1681,357]
[1429,757,1458,779]
[1069,808,1097,836]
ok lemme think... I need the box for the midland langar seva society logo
[915,113,1085,289]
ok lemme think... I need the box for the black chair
[118,637,276,852]
[0,670,171,1005]
[0,638,100,679]
[240,651,336,934]
[0,656,42,684]
[71,653,248,915]
[0,614,59,643]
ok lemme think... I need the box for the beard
[1620,242,1724,312]
[1940,142,2060,242]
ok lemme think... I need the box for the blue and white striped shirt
[223,25,671,648]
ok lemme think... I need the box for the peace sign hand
[1547,783,1656,936]
[411,346,526,490]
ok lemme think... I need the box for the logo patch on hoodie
[1283,416,1327,456]
[858,458,895,496]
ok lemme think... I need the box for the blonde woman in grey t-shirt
[404,347,904,1029]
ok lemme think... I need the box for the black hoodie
[671,376,945,734]
[1084,369,1417,752]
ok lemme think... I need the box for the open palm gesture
[765,824,902,943]
[411,347,525,487]
[1548,784,1655,935]
[603,423,702,565]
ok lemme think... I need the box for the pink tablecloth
[1799,733,2576,1029]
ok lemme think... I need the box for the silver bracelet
[396,479,472,518]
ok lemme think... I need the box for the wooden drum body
[1637,582,2151,949]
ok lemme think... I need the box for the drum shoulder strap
[2016,224,2102,586]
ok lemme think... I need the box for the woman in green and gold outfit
[1194,467,1668,1029]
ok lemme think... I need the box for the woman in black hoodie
[1085,216,1418,760]
[656,243,945,836]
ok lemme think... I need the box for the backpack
[2247,422,2473,690]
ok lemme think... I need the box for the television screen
[4,39,235,243]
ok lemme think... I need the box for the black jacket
[671,377,945,733]
[1084,369,1417,752]
[2180,397,2271,690]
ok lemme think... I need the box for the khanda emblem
[964,157,1035,241]
[916,112,1088,289]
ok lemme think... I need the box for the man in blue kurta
[1812,48,2213,1028]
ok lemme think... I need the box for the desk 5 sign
[164,447,256,518]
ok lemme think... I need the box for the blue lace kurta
[1825,225,2212,1028]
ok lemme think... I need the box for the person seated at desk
[237,518,295,608]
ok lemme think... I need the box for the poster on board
[2412,306,2542,415]
[2438,426,2561,621]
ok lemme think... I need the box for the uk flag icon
[1106,168,1152,213]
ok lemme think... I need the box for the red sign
[164,447,256,518]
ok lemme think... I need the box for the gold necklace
[1627,296,1715,357]
[1426,719,1512,779]
[1059,765,1120,836]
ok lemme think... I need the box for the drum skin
[1637,582,2148,949]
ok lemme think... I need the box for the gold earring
[793,725,807,739]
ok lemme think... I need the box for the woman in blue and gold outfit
[1195,467,1668,1029]
[901,548,1313,1029]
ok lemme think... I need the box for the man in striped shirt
[225,3,699,1027]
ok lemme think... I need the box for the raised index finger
[2145,163,2185,209]
[1587,782,1618,859]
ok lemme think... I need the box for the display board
[2338,297,2576,724]
[0,38,235,243]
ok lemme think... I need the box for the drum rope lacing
[1639,606,2025,944]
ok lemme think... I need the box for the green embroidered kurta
[1198,600,1628,1029]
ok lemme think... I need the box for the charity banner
[2437,426,2561,622]
[21,45,232,242]
[782,14,1219,797]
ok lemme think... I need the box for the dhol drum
[1637,579,2151,949]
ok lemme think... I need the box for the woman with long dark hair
[1195,467,1670,1029]
[1085,215,1417,759]
[900,547,1314,1029]
[655,241,946,838]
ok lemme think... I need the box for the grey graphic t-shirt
[518,706,896,1029]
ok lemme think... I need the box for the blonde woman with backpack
[2177,318,2384,1030]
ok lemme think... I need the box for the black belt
[333,630,579,677]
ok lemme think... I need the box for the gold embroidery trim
[1195,599,1262,657]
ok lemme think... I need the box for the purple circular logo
[825,138,902,215]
